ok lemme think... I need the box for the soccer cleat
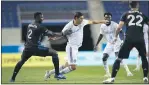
[103,78,115,84]
[44,70,51,81]
[9,79,15,82]
[143,77,148,84]
[104,73,111,78]
[127,72,133,76]
[54,73,66,80]
[133,67,140,71]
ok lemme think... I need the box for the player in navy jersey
[10,12,66,82]
[103,1,149,84]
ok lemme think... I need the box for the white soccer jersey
[100,21,121,43]
[143,24,148,44]
[62,19,89,47]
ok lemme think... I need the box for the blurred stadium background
[2,0,149,84]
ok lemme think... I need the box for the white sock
[136,56,141,69]
[49,65,65,75]
[103,61,110,74]
[121,60,131,73]
[60,66,73,74]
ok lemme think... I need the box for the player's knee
[51,52,58,58]
[115,58,122,63]
[102,53,109,61]
[70,65,76,70]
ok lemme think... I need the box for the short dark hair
[34,12,42,19]
[74,12,83,19]
[104,12,112,17]
[129,1,139,8]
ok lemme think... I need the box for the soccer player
[44,12,108,80]
[133,24,148,71]
[94,12,133,78]
[10,12,66,82]
[103,1,149,84]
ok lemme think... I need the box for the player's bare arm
[88,20,108,24]
[94,34,103,51]
[115,21,124,38]
[112,21,124,44]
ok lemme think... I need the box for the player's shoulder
[100,23,106,28]
[128,10,144,15]
[28,23,37,28]
[66,20,73,26]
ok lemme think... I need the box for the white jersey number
[27,29,32,39]
[128,15,143,27]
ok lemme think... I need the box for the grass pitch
[2,66,145,84]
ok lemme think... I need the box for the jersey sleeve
[41,26,54,37]
[99,25,104,34]
[62,22,71,33]
[143,24,149,32]
[82,19,89,26]
[143,15,149,24]
[120,12,127,22]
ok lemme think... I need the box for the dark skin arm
[94,34,103,51]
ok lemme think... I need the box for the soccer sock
[52,54,59,75]
[103,61,110,74]
[136,56,141,69]
[60,66,73,74]
[111,59,121,78]
[49,65,65,75]
[121,60,131,73]
[11,60,25,80]
[141,57,148,77]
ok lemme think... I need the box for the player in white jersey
[133,24,149,71]
[44,12,108,80]
[94,12,133,78]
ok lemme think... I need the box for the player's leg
[10,49,32,82]
[102,43,113,77]
[115,52,133,76]
[44,48,66,80]
[135,41,148,83]
[114,42,133,76]
[59,45,78,74]
[145,43,148,61]
[34,46,65,80]
[102,53,110,77]
[134,43,149,71]
[103,40,133,83]
[115,50,133,76]
[133,53,141,71]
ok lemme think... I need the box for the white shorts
[103,41,122,55]
[65,44,79,65]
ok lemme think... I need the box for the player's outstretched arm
[88,20,109,24]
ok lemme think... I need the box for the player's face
[77,16,84,24]
[104,15,111,25]
[36,14,44,23]
[104,15,111,21]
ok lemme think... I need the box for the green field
[2,66,145,84]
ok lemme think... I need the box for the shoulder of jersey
[100,23,106,27]
[28,23,37,28]
[128,10,143,14]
